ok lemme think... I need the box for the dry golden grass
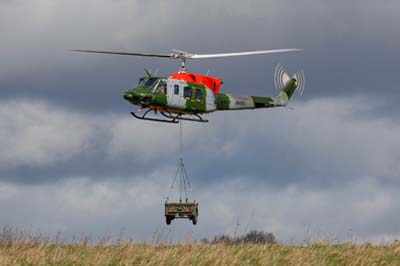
[0,241,399,266]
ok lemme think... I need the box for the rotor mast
[180,58,186,73]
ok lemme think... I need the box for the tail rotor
[274,64,305,96]
[293,70,305,95]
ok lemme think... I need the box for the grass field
[0,242,399,266]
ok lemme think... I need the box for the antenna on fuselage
[144,68,152,77]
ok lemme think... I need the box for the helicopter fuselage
[123,72,296,117]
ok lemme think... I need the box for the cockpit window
[142,78,158,89]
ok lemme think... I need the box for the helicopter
[73,49,305,123]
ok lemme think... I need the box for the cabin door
[166,79,186,110]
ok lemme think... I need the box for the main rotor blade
[71,50,173,58]
[190,49,302,59]
[71,48,302,60]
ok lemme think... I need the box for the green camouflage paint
[185,83,207,113]
[283,79,297,99]
[251,96,274,108]
[153,92,167,106]
[216,93,230,110]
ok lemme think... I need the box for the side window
[183,87,192,99]
[174,84,179,95]
[195,89,203,101]
[160,82,167,95]
[155,82,167,94]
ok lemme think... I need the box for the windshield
[139,77,159,90]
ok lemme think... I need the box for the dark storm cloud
[1,97,399,190]
[1,0,400,242]
[1,0,399,113]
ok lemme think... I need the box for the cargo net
[166,121,192,203]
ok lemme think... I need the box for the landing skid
[130,109,208,124]
[161,112,208,123]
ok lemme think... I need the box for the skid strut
[131,110,178,124]
[161,112,208,123]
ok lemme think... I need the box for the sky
[0,0,400,243]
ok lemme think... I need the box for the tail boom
[216,78,297,111]
[216,64,303,111]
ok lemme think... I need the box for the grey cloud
[0,0,400,243]
[1,0,399,112]
[1,96,399,189]
[1,175,399,243]
[190,96,400,188]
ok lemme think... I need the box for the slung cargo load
[165,122,198,225]
[165,200,198,225]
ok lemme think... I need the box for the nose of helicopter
[124,88,152,103]
[123,92,133,100]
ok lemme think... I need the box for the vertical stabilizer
[273,64,305,106]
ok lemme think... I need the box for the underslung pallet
[165,201,198,225]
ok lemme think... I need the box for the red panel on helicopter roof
[169,72,222,94]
